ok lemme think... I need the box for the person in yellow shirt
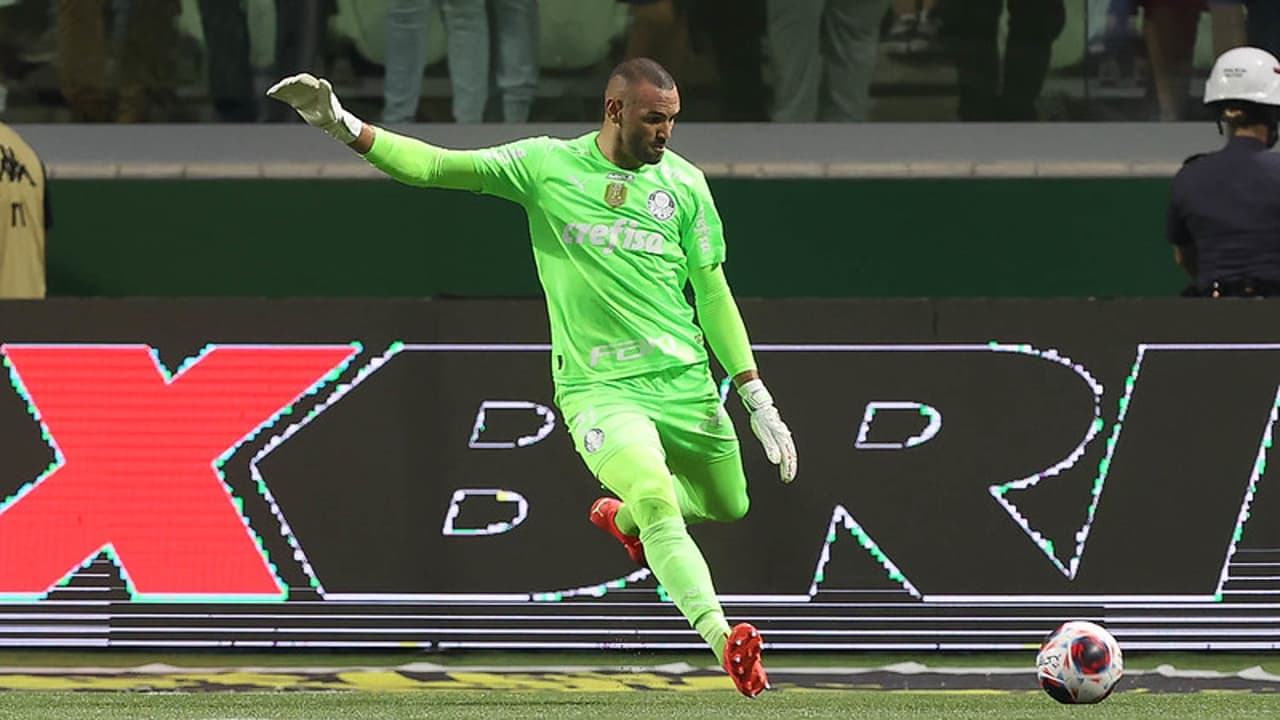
[0,122,49,298]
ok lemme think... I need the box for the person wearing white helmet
[1167,46,1280,297]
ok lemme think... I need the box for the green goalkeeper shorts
[556,362,741,482]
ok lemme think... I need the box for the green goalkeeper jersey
[469,132,727,384]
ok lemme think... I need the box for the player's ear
[605,97,623,125]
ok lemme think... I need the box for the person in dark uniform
[1168,46,1280,297]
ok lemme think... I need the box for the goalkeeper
[268,58,797,699]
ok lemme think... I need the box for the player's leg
[560,386,757,682]
[611,456,742,530]
[638,366,767,696]
[566,392,724,565]
[595,443,768,696]
[620,367,767,696]
[608,453,745,537]
[650,364,750,525]
[560,391,653,558]
[670,450,749,525]
[595,444,736,662]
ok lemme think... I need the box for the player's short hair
[607,58,676,92]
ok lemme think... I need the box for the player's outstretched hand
[266,73,363,144]
[738,379,797,483]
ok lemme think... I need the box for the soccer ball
[1035,620,1124,704]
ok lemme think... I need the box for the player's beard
[627,130,665,165]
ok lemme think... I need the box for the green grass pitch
[1,688,1279,720]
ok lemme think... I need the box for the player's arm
[679,173,796,482]
[363,128,484,192]
[688,263,756,384]
[689,262,797,483]
[265,73,484,192]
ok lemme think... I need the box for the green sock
[696,615,732,665]
[615,502,640,537]
[639,516,732,663]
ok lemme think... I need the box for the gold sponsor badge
[604,182,628,208]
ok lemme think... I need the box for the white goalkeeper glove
[738,378,797,483]
[266,73,363,144]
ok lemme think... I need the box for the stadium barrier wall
[47,177,1186,299]
[0,297,1276,651]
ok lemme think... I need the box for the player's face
[621,83,680,165]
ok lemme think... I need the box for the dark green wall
[48,178,1186,298]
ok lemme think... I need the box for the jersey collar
[585,131,652,176]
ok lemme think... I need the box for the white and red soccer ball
[1035,620,1124,704]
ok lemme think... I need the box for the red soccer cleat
[589,497,647,567]
[723,622,770,698]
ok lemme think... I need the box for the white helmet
[1205,46,1280,106]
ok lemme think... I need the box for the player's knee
[629,493,682,531]
[701,454,750,522]
[708,493,750,523]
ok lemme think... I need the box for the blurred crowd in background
[0,0,1275,124]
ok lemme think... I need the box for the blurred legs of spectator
[1092,0,1142,88]
[687,0,769,121]
[621,0,690,76]
[1247,0,1280,56]
[767,0,893,122]
[1103,0,1138,42]
[384,0,537,124]
[0,1,15,114]
[885,0,917,54]
[0,0,53,73]
[116,0,180,122]
[1141,0,1200,120]
[383,0,433,123]
[5,0,56,67]
[1000,0,1065,119]
[376,0,422,121]
[195,0,256,121]
[384,0,481,123]
[55,0,111,121]
[1209,2,1246,57]
[55,0,180,122]
[939,0,1065,121]
[381,0,432,121]
[267,0,332,121]
[490,0,538,123]
[885,0,940,56]
[275,0,329,74]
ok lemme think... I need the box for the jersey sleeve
[690,263,756,377]
[364,129,484,191]
[681,169,727,268]
[470,136,554,206]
